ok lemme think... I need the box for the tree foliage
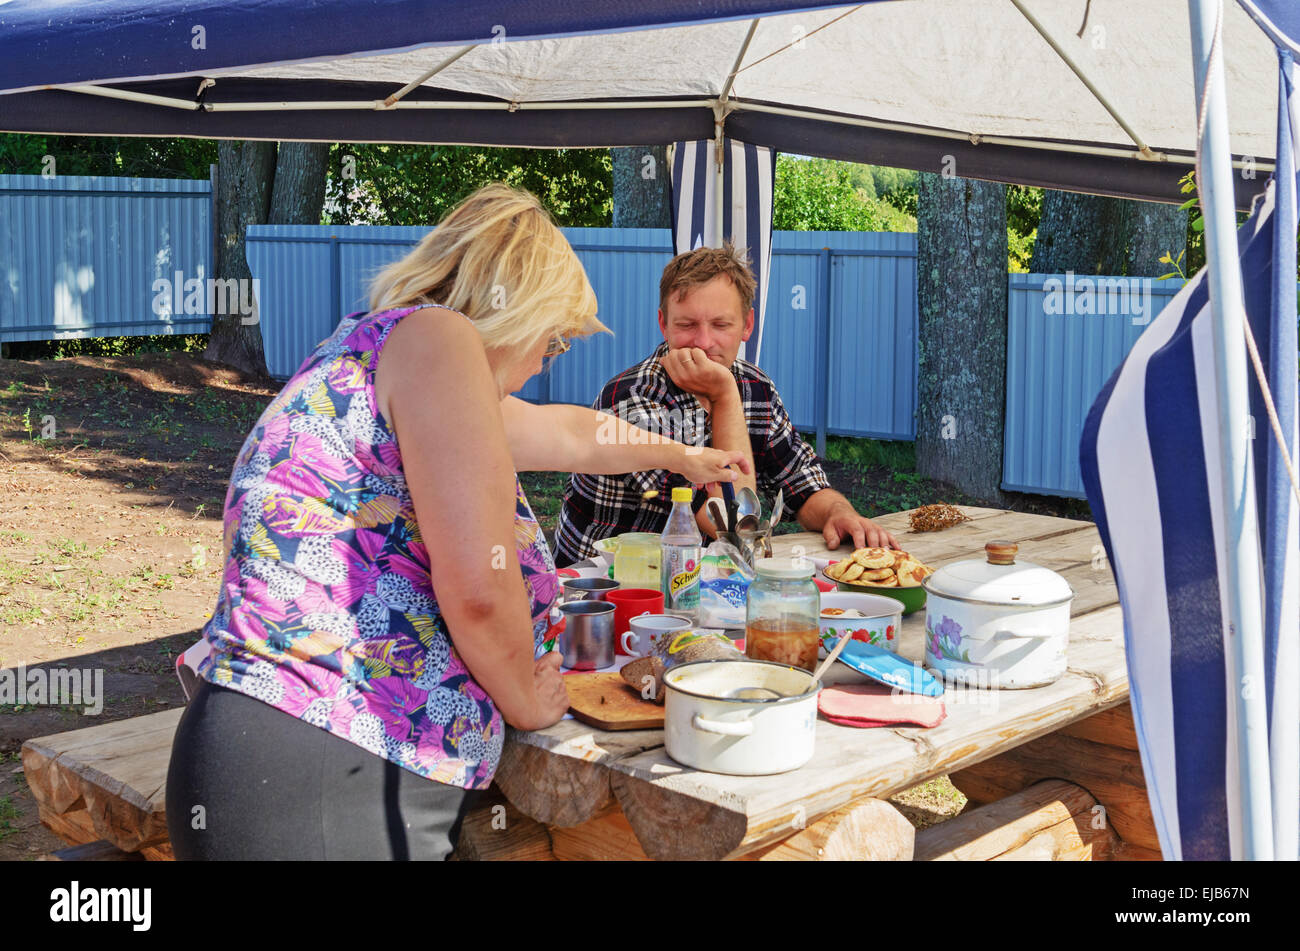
[773,155,915,231]
[0,134,216,179]
[322,144,613,227]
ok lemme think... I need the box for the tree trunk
[269,142,330,225]
[205,140,276,376]
[1031,190,1186,277]
[1030,190,1130,275]
[1126,201,1187,276]
[915,173,1009,502]
[611,146,672,228]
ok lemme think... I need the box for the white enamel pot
[663,660,819,775]
[921,540,1074,689]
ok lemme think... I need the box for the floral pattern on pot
[926,614,977,664]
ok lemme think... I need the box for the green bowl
[821,567,927,616]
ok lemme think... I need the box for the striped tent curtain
[668,137,775,365]
[1079,41,1299,860]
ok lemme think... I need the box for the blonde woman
[166,184,747,860]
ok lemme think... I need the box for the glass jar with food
[613,532,662,591]
[745,557,820,672]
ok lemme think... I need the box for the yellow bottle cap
[671,486,693,503]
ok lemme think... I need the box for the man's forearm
[703,390,757,493]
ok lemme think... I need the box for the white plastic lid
[754,557,815,580]
[923,541,1073,607]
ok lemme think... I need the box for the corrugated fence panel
[244,225,920,441]
[761,233,827,433]
[246,225,429,380]
[552,228,674,408]
[1002,273,1186,497]
[825,231,918,440]
[0,174,213,342]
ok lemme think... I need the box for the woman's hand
[672,447,751,487]
[508,651,569,731]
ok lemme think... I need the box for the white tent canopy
[0,0,1279,206]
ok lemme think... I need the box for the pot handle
[692,714,754,737]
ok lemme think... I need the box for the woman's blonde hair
[368,183,606,371]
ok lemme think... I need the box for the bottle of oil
[660,487,702,622]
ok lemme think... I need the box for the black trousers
[166,680,480,860]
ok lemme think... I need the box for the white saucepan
[663,659,819,775]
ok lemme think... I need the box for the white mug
[621,614,692,657]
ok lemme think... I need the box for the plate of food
[822,547,935,615]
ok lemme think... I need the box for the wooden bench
[22,700,1160,861]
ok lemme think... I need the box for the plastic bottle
[660,486,703,622]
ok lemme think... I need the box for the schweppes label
[668,563,699,600]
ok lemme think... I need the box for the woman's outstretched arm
[500,396,751,484]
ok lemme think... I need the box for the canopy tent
[1,0,1296,861]
[0,0,1280,209]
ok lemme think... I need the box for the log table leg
[948,701,1161,859]
[545,797,914,861]
[744,798,915,861]
[452,786,556,861]
[914,779,1118,861]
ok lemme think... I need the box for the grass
[518,471,569,532]
[822,434,916,473]
[0,797,18,842]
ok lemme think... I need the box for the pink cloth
[818,683,946,728]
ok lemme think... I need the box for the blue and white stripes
[1079,46,1299,861]
[669,137,775,365]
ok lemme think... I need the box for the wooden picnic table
[477,505,1158,861]
[22,505,1159,861]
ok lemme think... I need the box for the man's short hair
[659,241,757,317]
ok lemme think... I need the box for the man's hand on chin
[821,502,899,551]
[660,347,737,412]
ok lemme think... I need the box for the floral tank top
[199,305,558,790]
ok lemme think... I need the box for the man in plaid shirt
[555,243,897,566]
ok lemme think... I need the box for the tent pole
[713,102,726,248]
[1188,0,1274,860]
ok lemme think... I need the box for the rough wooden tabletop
[496,506,1126,859]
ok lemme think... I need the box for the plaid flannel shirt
[554,342,831,566]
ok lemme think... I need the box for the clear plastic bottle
[660,486,703,622]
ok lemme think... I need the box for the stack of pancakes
[825,547,934,588]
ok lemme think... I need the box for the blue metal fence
[4,174,1207,500]
[0,174,214,342]
[1003,273,1188,498]
[244,225,922,441]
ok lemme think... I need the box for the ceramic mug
[605,588,664,653]
[621,614,693,657]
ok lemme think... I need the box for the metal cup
[558,600,616,670]
[560,577,620,603]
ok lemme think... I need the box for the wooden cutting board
[565,672,665,731]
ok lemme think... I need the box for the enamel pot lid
[922,541,1074,608]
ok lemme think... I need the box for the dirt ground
[0,351,1045,859]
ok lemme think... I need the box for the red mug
[605,588,664,653]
